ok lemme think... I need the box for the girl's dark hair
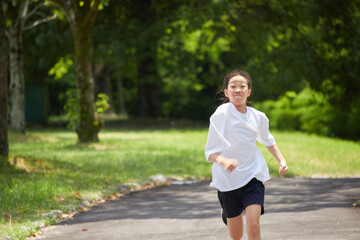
[216,69,253,103]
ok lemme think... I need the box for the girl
[205,69,288,240]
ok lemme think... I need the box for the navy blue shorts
[217,178,265,218]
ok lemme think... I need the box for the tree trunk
[103,70,115,114]
[53,0,101,143]
[94,64,115,114]
[137,45,161,117]
[6,0,27,133]
[72,25,100,142]
[136,0,161,118]
[0,0,9,156]
[116,70,126,115]
[8,22,25,133]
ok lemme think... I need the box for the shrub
[253,87,332,136]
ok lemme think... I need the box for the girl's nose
[235,88,241,93]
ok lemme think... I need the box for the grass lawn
[1,125,360,239]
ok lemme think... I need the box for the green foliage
[63,90,110,130]
[254,87,332,136]
[95,93,110,119]
[294,88,331,135]
[63,89,79,130]
[20,0,360,139]
[156,11,228,119]
[255,84,360,140]
[48,56,74,80]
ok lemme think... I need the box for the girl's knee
[245,204,261,237]
[247,219,260,229]
[246,220,261,239]
[230,233,243,240]
[227,215,244,240]
[228,223,243,240]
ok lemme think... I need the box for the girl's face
[224,75,251,107]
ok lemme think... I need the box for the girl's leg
[227,214,243,240]
[245,204,262,240]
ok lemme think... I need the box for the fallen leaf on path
[78,207,87,212]
[74,192,82,198]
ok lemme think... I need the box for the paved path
[36,178,360,240]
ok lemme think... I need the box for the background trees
[245,0,360,139]
[0,0,9,156]
[2,0,359,141]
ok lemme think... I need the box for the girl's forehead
[229,75,247,84]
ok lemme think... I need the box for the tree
[306,0,360,138]
[0,0,9,156]
[98,0,210,118]
[52,0,101,143]
[108,0,165,117]
[3,0,56,133]
[243,0,360,138]
[156,3,230,119]
[3,0,27,133]
[91,1,132,117]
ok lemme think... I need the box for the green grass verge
[1,127,359,239]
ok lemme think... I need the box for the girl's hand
[208,154,238,172]
[223,158,238,172]
[279,161,288,175]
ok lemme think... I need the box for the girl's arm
[208,153,238,172]
[266,144,288,175]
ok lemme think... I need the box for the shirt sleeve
[204,110,231,162]
[256,114,276,147]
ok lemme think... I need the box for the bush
[254,86,360,140]
[253,87,332,136]
[293,88,332,135]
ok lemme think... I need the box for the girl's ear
[224,89,229,97]
[247,88,252,97]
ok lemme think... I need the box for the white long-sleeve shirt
[205,103,276,192]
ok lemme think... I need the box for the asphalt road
[34,178,360,240]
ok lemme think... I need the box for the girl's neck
[234,104,247,114]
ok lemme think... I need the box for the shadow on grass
[0,156,27,175]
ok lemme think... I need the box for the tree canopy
[2,0,359,140]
